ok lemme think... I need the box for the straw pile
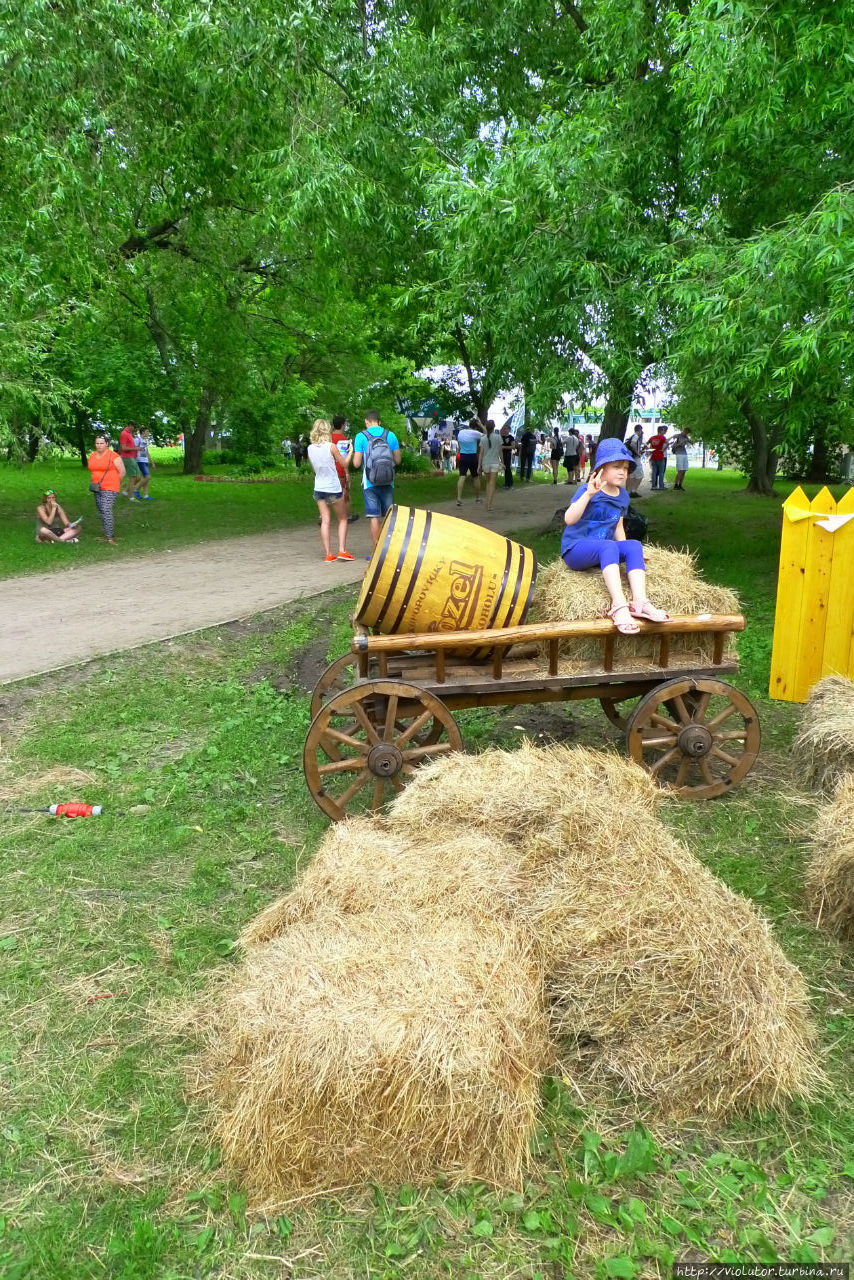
[530,546,739,667]
[534,824,820,1115]
[202,744,819,1197]
[805,773,854,941]
[240,746,820,1120]
[794,675,854,793]
[200,911,550,1197]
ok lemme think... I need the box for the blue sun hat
[593,437,637,473]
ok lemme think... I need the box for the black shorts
[458,453,479,477]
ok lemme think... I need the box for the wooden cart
[304,612,760,821]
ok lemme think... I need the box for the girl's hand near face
[587,471,603,495]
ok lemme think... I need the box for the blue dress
[561,484,629,557]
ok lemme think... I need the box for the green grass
[0,450,487,580]
[1,474,853,1278]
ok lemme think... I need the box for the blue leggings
[564,538,645,573]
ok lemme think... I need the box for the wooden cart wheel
[304,680,463,821]
[310,655,356,722]
[626,677,760,799]
[309,656,445,751]
[600,695,641,731]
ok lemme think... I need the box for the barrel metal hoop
[372,506,416,629]
[387,510,432,634]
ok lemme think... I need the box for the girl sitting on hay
[562,438,670,636]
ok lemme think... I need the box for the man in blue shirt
[352,410,402,547]
[455,417,483,506]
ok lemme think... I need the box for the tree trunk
[183,386,216,475]
[27,426,40,462]
[805,422,829,483]
[598,381,636,441]
[740,399,778,495]
[74,406,90,467]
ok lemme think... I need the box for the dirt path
[2,482,572,684]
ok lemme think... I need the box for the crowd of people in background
[35,412,699,557]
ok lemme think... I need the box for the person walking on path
[119,422,142,500]
[35,490,80,543]
[307,419,353,562]
[352,409,401,547]
[331,416,358,522]
[625,425,645,497]
[134,426,155,500]
[518,423,537,482]
[500,425,515,488]
[561,438,670,635]
[549,429,564,484]
[562,429,580,483]
[456,417,484,506]
[671,430,691,490]
[87,435,125,544]
[478,419,503,512]
[646,428,669,490]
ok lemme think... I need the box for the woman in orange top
[87,435,125,543]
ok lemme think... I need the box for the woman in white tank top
[308,419,353,562]
[478,420,504,513]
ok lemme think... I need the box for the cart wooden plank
[351,613,745,654]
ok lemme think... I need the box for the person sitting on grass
[562,438,670,636]
[35,490,81,543]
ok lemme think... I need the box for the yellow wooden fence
[769,486,854,702]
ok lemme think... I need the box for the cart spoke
[323,726,369,752]
[711,745,740,768]
[717,729,748,742]
[706,703,739,730]
[641,733,679,748]
[388,774,406,791]
[395,709,433,749]
[318,754,368,776]
[668,695,693,725]
[699,760,716,787]
[352,700,381,744]
[403,742,456,763]
[649,746,681,775]
[372,778,386,810]
[383,694,399,740]
[689,690,711,720]
[650,712,680,731]
[674,757,692,788]
[335,769,372,808]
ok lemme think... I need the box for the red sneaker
[337,550,355,561]
[324,554,338,562]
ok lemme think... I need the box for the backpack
[623,503,648,542]
[364,427,395,486]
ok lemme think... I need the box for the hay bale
[526,826,822,1116]
[386,742,660,849]
[530,546,739,667]
[806,773,854,940]
[242,743,820,1119]
[794,676,854,793]
[200,912,549,1198]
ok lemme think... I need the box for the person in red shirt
[119,421,141,500]
[646,430,668,490]
[330,416,357,522]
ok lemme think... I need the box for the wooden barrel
[355,506,537,651]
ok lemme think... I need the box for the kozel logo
[429,560,484,633]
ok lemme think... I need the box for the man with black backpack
[352,409,402,548]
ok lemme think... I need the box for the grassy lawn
[1,450,498,580]
[1,473,852,1278]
